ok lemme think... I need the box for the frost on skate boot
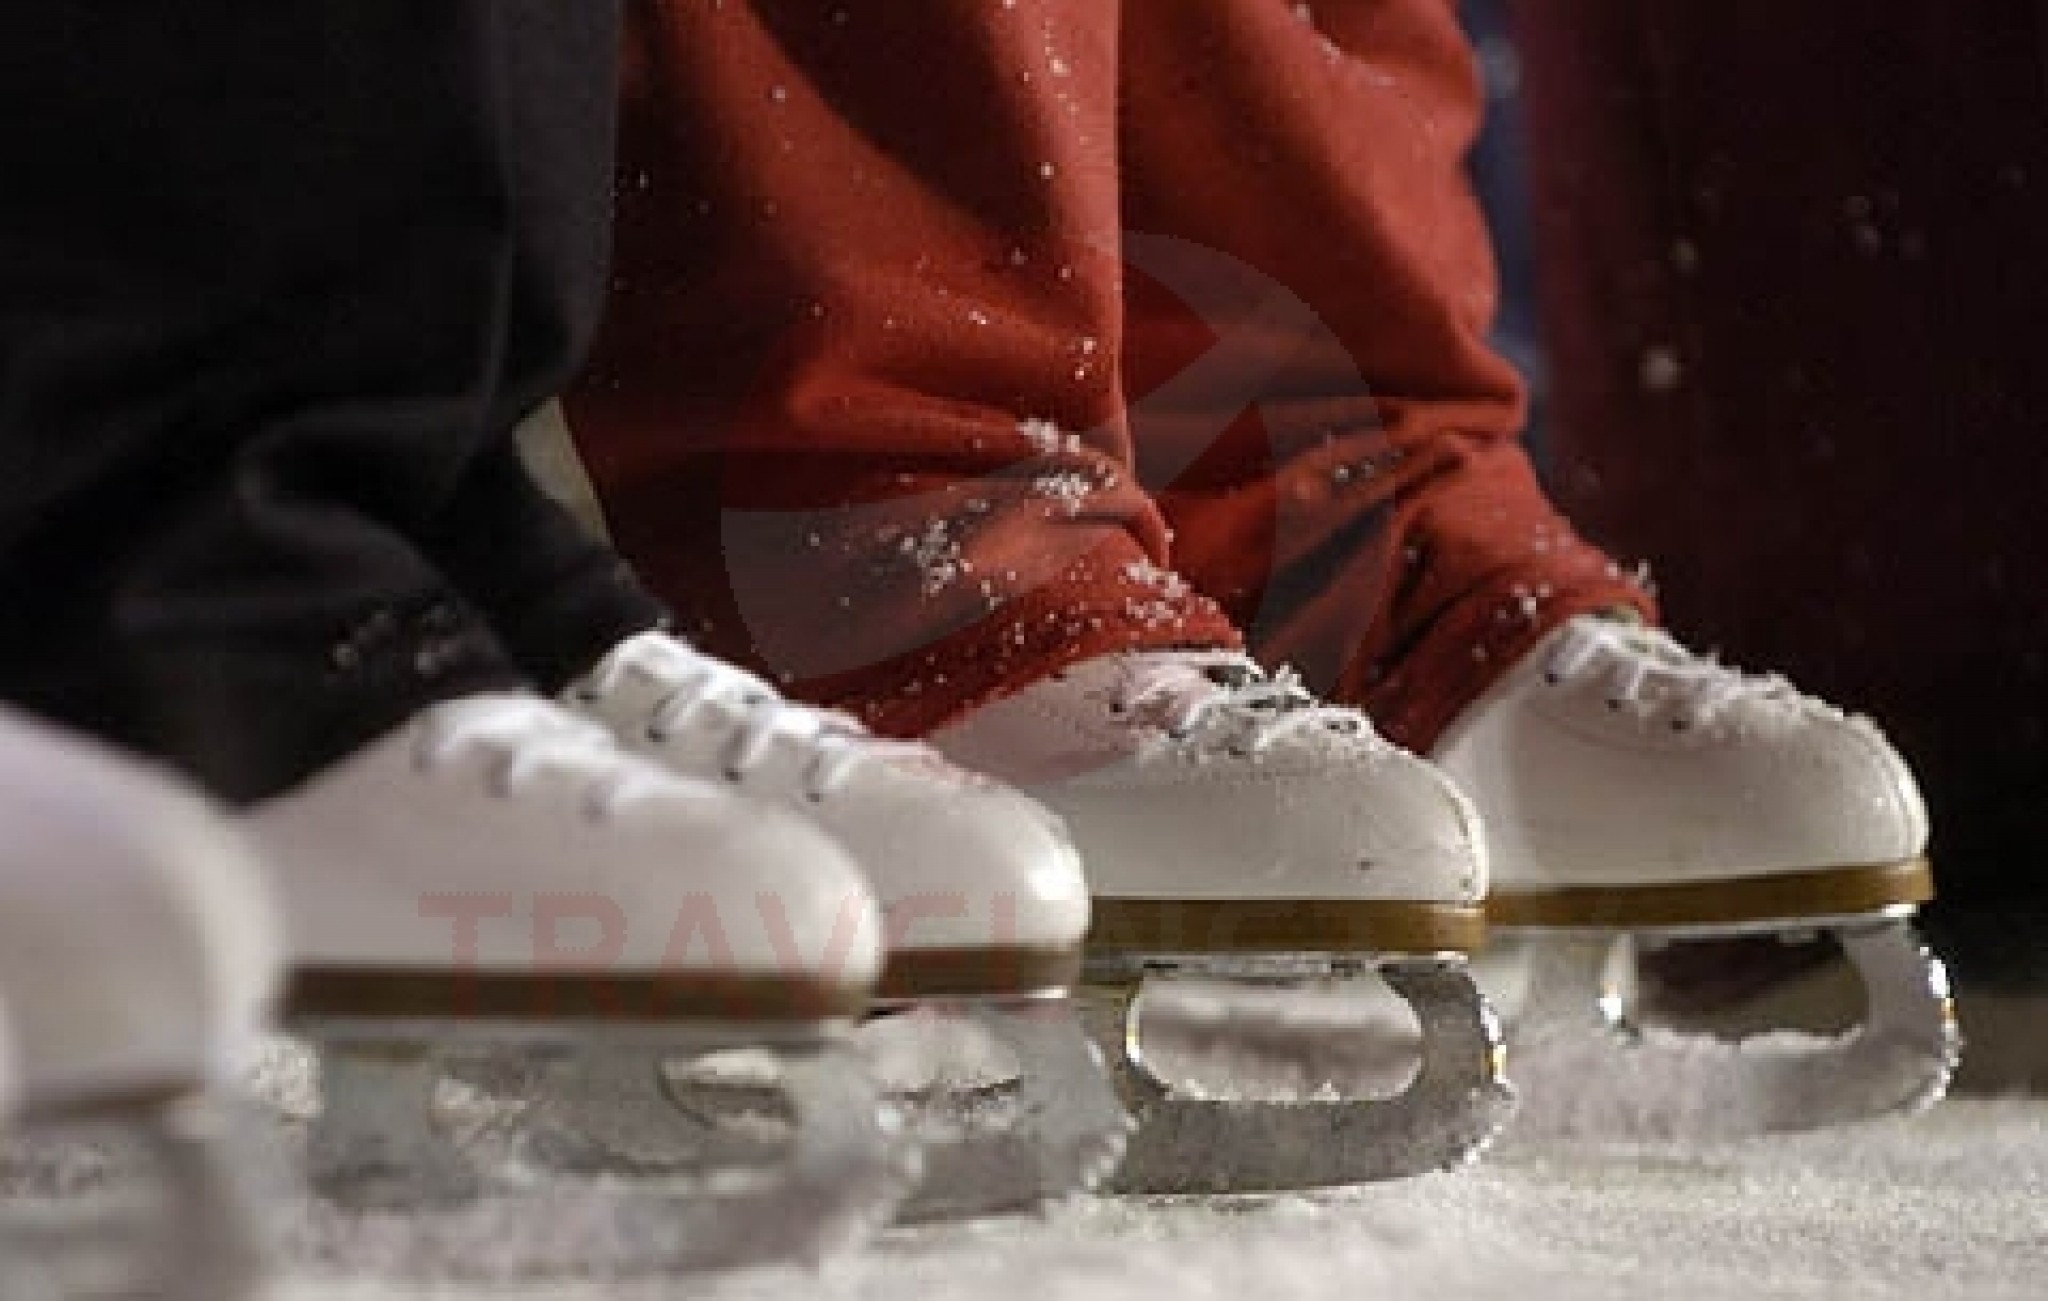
[564,632,1126,1220]
[0,709,284,1301]
[932,651,1512,1193]
[1431,614,1957,1137]
[244,694,915,1275]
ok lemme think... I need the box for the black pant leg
[420,0,668,693]
[0,3,636,802]
[427,441,669,695]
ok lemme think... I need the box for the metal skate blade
[1500,916,1959,1141]
[290,1032,917,1277]
[0,1262,54,1301]
[559,997,1131,1223]
[1081,959,1514,1194]
[884,1000,1132,1222]
[0,1096,278,1301]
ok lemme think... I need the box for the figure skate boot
[248,693,912,1274]
[565,632,1123,1219]
[1431,614,1956,1136]
[932,651,1510,1192]
[0,708,283,1299]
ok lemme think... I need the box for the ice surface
[267,1099,2048,1300]
[15,998,2041,1299]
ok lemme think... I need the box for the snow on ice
[15,982,2044,1300]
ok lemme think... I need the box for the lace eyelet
[722,767,744,783]
[1605,698,1624,711]
[644,725,671,743]
[1669,717,1693,732]
[1542,670,1563,686]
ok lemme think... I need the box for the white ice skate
[563,632,1126,1219]
[0,999,33,1301]
[931,651,1511,1193]
[0,708,284,1300]
[246,693,914,1275]
[1431,613,1957,1136]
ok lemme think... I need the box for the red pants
[568,0,1652,750]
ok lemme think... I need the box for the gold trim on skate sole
[1488,858,1933,931]
[22,1081,201,1125]
[876,945,1083,1004]
[1087,897,1486,958]
[285,966,870,1024]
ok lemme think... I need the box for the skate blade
[523,996,1132,1224]
[1079,958,1514,1194]
[0,1094,278,1301]
[290,1027,917,1277]
[1499,913,1959,1140]
[867,998,1133,1222]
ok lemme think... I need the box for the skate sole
[16,1080,195,1124]
[1087,898,1485,958]
[1489,857,1932,931]
[876,945,1082,1004]
[284,967,869,1024]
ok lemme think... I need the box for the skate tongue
[602,632,857,744]
[1120,650,1267,699]
[1146,652,1320,717]
[605,631,785,711]
[602,632,957,785]
[1115,652,1346,747]
[1201,661,1261,691]
[1556,615,1803,720]
[1574,615,1780,690]
[1578,612,1715,670]
[1613,623,1697,667]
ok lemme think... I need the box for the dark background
[1463,2,2048,987]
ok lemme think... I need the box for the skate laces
[1541,616,1794,726]
[578,633,924,800]
[412,695,668,819]
[1112,652,1377,755]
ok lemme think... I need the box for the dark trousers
[0,2,662,803]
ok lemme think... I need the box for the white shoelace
[1110,653,1376,756]
[578,635,923,801]
[1542,618,1793,727]
[412,696,667,819]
